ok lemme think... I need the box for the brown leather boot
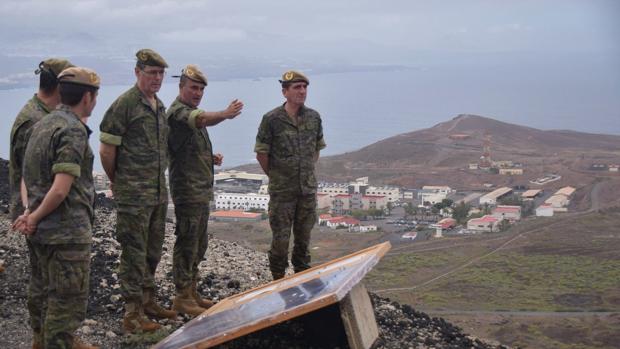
[173,287,207,317]
[191,281,214,309]
[32,331,43,349]
[143,289,177,319]
[72,337,100,349]
[122,302,161,334]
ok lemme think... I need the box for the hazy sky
[1,0,618,86]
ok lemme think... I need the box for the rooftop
[211,210,261,219]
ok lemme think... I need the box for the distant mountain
[311,114,620,188]
[236,114,620,188]
[325,114,620,166]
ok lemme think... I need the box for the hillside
[0,158,508,348]
[309,114,620,189]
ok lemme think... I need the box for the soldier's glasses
[141,69,166,77]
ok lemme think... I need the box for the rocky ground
[0,158,510,348]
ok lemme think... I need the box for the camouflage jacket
[9,95,52,219]
[99,85,168,205]
[24,105,95,245]
[254,104,326,195]
[167,98,214,205]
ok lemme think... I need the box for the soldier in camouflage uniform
[13,67,100,349]
[99,49,175,333]
[8,58,74,349]
[167,64,243,316]
[255,70,326,280]
[10,58,74,221]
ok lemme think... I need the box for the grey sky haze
[1,0,618,87]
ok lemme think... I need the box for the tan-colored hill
[237,114,620,193]
[325,114,620,166]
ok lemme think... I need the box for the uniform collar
[33,94,52,114]
[56,104,93,136]
[134,84,163,113]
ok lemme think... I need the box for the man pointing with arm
[168,64,243,316]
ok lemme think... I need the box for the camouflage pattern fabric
[24,105,95,245]
[116,203,167,303]
[99,85,168,205]
[29,242,91,349]
[9,94,51,220]
[167,98,214,204]
[26,240,45,344]
[172,204,209,289]
[268,192,317,278]
[254,104,326,195]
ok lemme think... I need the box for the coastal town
[93,164,583,244]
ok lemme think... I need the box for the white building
[319,177,401,203]
[479,187,513,206]
[214,170,268,193]
[364,187,400,203]
[215,192,269,211]
[350,225,378,233]
[491,205,522,221]
[329,194,388,215]
[536,204,554,217]
[417,186,454,205]
[467,215,500,232]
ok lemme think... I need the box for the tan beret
[279,70,309,85]
[38,58,74,77]
[136,49,168,68]
[176,64,208,85]
[58,67,101,89]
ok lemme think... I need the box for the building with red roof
[467,215,499,232]
[210,210,262,222]
[491,205,522,221]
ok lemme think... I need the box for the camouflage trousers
[116,203,167,303]
[173,204,209,290]
[27,241,91,349]
[268,192,317,278]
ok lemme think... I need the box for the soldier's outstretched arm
[195,99,244,128]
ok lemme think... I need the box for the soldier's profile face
[136,65,165,95]
[179,79,205,108]
[283,82,307,106]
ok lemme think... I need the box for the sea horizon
[2,69,619,171]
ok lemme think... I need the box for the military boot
[143,289,177,319]
[271,271,285,280]
[191,281,214,309]
[172,287,206,317]
[72,338,100,349]
[122,302,161,334]
[32,331,43,349]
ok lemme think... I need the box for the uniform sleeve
[99,98,128,146]
[254,115,271,153]
[316,116,327,151]
[188,109,204,129]
[52,126,87,178]
[11,122,32,175]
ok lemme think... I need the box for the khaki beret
[173,64,208,85]
[58,67,101,89]
[136,49,168,68]
[279,70,309,85]
[37,58,74,77]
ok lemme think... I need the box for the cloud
[159,27,248,43]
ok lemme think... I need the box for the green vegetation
[350,208,384,220]
[411,252,620,311]
[452,202,471,224]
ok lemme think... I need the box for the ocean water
[2,68,619,171]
